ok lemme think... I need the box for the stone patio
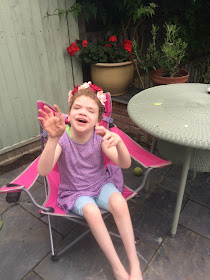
[0,159,209,280]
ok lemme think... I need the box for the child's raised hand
[38,105,66,138]
[95,126,122,148]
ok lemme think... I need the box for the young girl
[38,82,143,280]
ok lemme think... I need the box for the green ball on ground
[133,167,143,176]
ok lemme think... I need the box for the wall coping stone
[112,86,142,104]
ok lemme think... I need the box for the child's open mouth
[77,119,87,124]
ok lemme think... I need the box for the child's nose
[79,108,87,115]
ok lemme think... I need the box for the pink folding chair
[0,92,171,260]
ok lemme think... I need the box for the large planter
[151,68,189,86]
[90,61,134,96]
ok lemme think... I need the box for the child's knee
[82,203,101,221]
[108,192,127,214]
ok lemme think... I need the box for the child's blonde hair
[69,88,104,121]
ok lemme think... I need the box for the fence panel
[0,0,82,154]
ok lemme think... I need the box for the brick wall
[112,101,153,149]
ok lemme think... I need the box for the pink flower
[82,40,88,47]
[97,91,107,106]
[123,40,133,54]
[104,44,112,48]
[68,91,73,104]
[72,85,79,95]
[109,36,117,42]
[90,83,103,93]
[67,42,80,56]
[79,82,91,90]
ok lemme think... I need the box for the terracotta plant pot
[90,61,134,96]
[151,68,189,86]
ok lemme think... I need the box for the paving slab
[143,226,210,280]
[0,205,62,280]
[160,166,210,207]
[131,203,172,249]
[0,191,13,214]
[179,200,210,239]
[142,186,187,218]
[41,215,78,237]
[129,187,187,249]
[22,272,43,280]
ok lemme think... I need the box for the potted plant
[67,35,135,96]
[134,23,189,86]
[46,1,157,93]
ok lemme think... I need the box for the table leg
[151,137,158,154]
[170,147,192,237]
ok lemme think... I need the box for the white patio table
[127,83,210,236]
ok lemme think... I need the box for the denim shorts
[71,183,120,217]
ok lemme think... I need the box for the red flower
[109,36,117,42]
[67,42,80,56]
[104,44,112,48]
[123,40,133,54]
[90,83,103,93]
[72,85,79,94]
[82,40,88,47]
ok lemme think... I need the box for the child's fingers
[38,109,48,118]
[54,105,66,124]
[54,104,61,117]
[60,113,65,125]
[103,132,112,141]
[37,116,45,122]
[43,106,54,115]
[96,130,104,136]
[95,126,106,136]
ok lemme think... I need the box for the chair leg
[144,177,150,192]
[47,215,55,257]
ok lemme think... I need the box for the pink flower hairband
[68,81,107,106]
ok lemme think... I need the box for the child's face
[68,95,99,133]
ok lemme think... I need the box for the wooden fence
[0,0,82,156]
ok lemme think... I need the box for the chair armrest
[110,126,171,168]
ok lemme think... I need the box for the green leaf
[0,219,3,230]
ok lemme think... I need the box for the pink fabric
[110,126,171,168]
[0,158,39,193]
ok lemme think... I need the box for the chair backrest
[100,92,113,129]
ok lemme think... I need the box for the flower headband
[68,81,107,106]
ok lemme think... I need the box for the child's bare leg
[82,203,129,280]
[108,193,143,280]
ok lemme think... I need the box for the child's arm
[95,126,131,169]
[37,105,65,176]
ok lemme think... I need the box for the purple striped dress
[57,130,124,213]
